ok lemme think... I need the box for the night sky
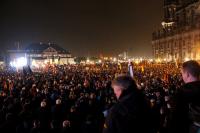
[0,0,163,57]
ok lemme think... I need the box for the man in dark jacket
[103,75,153,133]
[169,60,200,133]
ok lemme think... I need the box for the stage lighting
[10,57,27,68]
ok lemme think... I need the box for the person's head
[111,74,137,99]
[40,101,46,108]
[181,60,200,83]
[33,120,40,128]
[51,120,59,129]
[70,106,76,113]
[90,93,96,99]
[150,99,155,108]
[5,113,14,121]
[63,120,71,128]
[56,98,61,105]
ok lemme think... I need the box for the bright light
[32,60,39,68]
[104,57,108,60]
[113,58,117,62]
[149,59,153,62]
[10,57,27,68]
[17,57,27,67]
[10,62,14,67]
[98,60,102,63]
[162,21,174,27]
[156,58,161,63]
[86,59,90,63]
[184,57,190,62]
[54,59,59,64]
[163,58,167,62]
[135,60,139,64]
[32,60,38,68]
[44,60,48,64]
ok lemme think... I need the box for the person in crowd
[103,74,153,133]
[169,60,200,133]
[0,63,185,133]
[29,120,41,133]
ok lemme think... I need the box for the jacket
[169,81,200,133]
[103,89,153,133]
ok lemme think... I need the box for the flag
[118,63,122,70]
[141,65,144,73]
[128,61,134,78]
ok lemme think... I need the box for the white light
[17,57,27,67]
[135,59,139,64]
[10,62,14,67]
[31,60,38,68]
[44,60,48,64]
[10,57,27,68]
[41,64,45,68]
[156,58,161,63]
[113,58,117,62]
[149,59,153,62]
[98,60,102,63]
[184,57,190,62]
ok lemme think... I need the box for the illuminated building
[7,43,75,67]
[152,0,200,62]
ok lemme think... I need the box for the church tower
[162,0,177,29]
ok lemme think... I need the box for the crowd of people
[0,61,199,133]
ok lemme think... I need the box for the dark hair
[182,60,200,78]
[112,74,137,91]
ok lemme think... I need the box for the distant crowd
[0,62,198,133]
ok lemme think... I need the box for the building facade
[7,43,75,67]
[152,0,200,62]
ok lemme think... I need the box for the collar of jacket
[182,81,200,93]
[184,81,200,88]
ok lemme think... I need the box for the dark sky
[0,0,163,57]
